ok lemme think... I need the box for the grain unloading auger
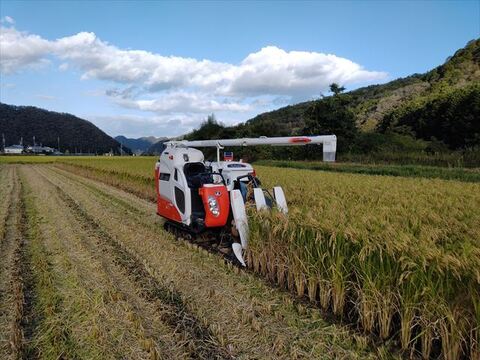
[154,135,337,266]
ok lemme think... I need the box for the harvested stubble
[0,166,29,359]
[19,166,200,359]
[15,157,479,358]
[249,165,480,360]
[38,164,381,359]
[56,160,156,201]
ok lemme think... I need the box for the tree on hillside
[304,91,357,153]
[379,84,480,149]
[186,113,225,141]
[329,83,346,96]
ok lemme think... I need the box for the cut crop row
[43,164,379,358]
[49,159,480,359]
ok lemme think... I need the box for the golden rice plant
[248,166,480,359]
[28,157,479,359]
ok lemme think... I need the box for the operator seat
[184,162,213,188]
[183,162,211,225]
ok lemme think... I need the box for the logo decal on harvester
[215,191,221,196]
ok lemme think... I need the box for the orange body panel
[155,167,182,222]
[199,185,230,227]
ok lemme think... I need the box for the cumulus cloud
[0,27,52,74]
[1,26,386,93]
[1,25,388,134]
[88,114,201,138]
[1,16,15,25]
[109,91,251,114]
[228,46,386,96]
[35,94,57,100]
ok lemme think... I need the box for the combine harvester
[155,135,336,266]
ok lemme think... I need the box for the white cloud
[88,114,201,138]
[1,25,388,135]
[58,62,69,71]
[109,91,251,114]
[34,94,56,100]
[1,16,15,25]
[227,46,386,96]
[1,26,386,95]
[0,27,52,74]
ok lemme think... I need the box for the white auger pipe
[167,135,337,162]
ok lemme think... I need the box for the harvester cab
[154,135,337,266]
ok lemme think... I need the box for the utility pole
[57,136,60,152]
[1,133,5,152]
[32,136,35,147]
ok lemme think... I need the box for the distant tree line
[0,103,130,155]
[185,82,480,165]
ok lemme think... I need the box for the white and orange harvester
[154,135,336,266]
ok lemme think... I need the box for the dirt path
[31,164,384,359]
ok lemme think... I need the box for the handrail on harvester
[166,135,337,162]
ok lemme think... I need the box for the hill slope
[0,103,130,154]
[144,138,170,155]
[239,38,480,134]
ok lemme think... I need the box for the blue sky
[1,1,479,138]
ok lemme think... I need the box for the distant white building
[4,145,24,154]
[27,145,55,154]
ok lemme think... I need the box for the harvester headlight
[207,196,220,217]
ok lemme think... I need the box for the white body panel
[253,188,268,211]
[273,186,288,214]
[230,190,248,249]
[156,147,205,225]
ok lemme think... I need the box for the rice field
[0,162,382,359]
[1,156,479,359]
[251,167,480,359]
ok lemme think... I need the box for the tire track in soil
[0,166,36,360]
[29,165,232,360]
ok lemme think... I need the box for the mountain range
[114,135,165,155]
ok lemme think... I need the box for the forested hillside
[184,39,480,165]
[0,103,130,154]
[239,38,480,134]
